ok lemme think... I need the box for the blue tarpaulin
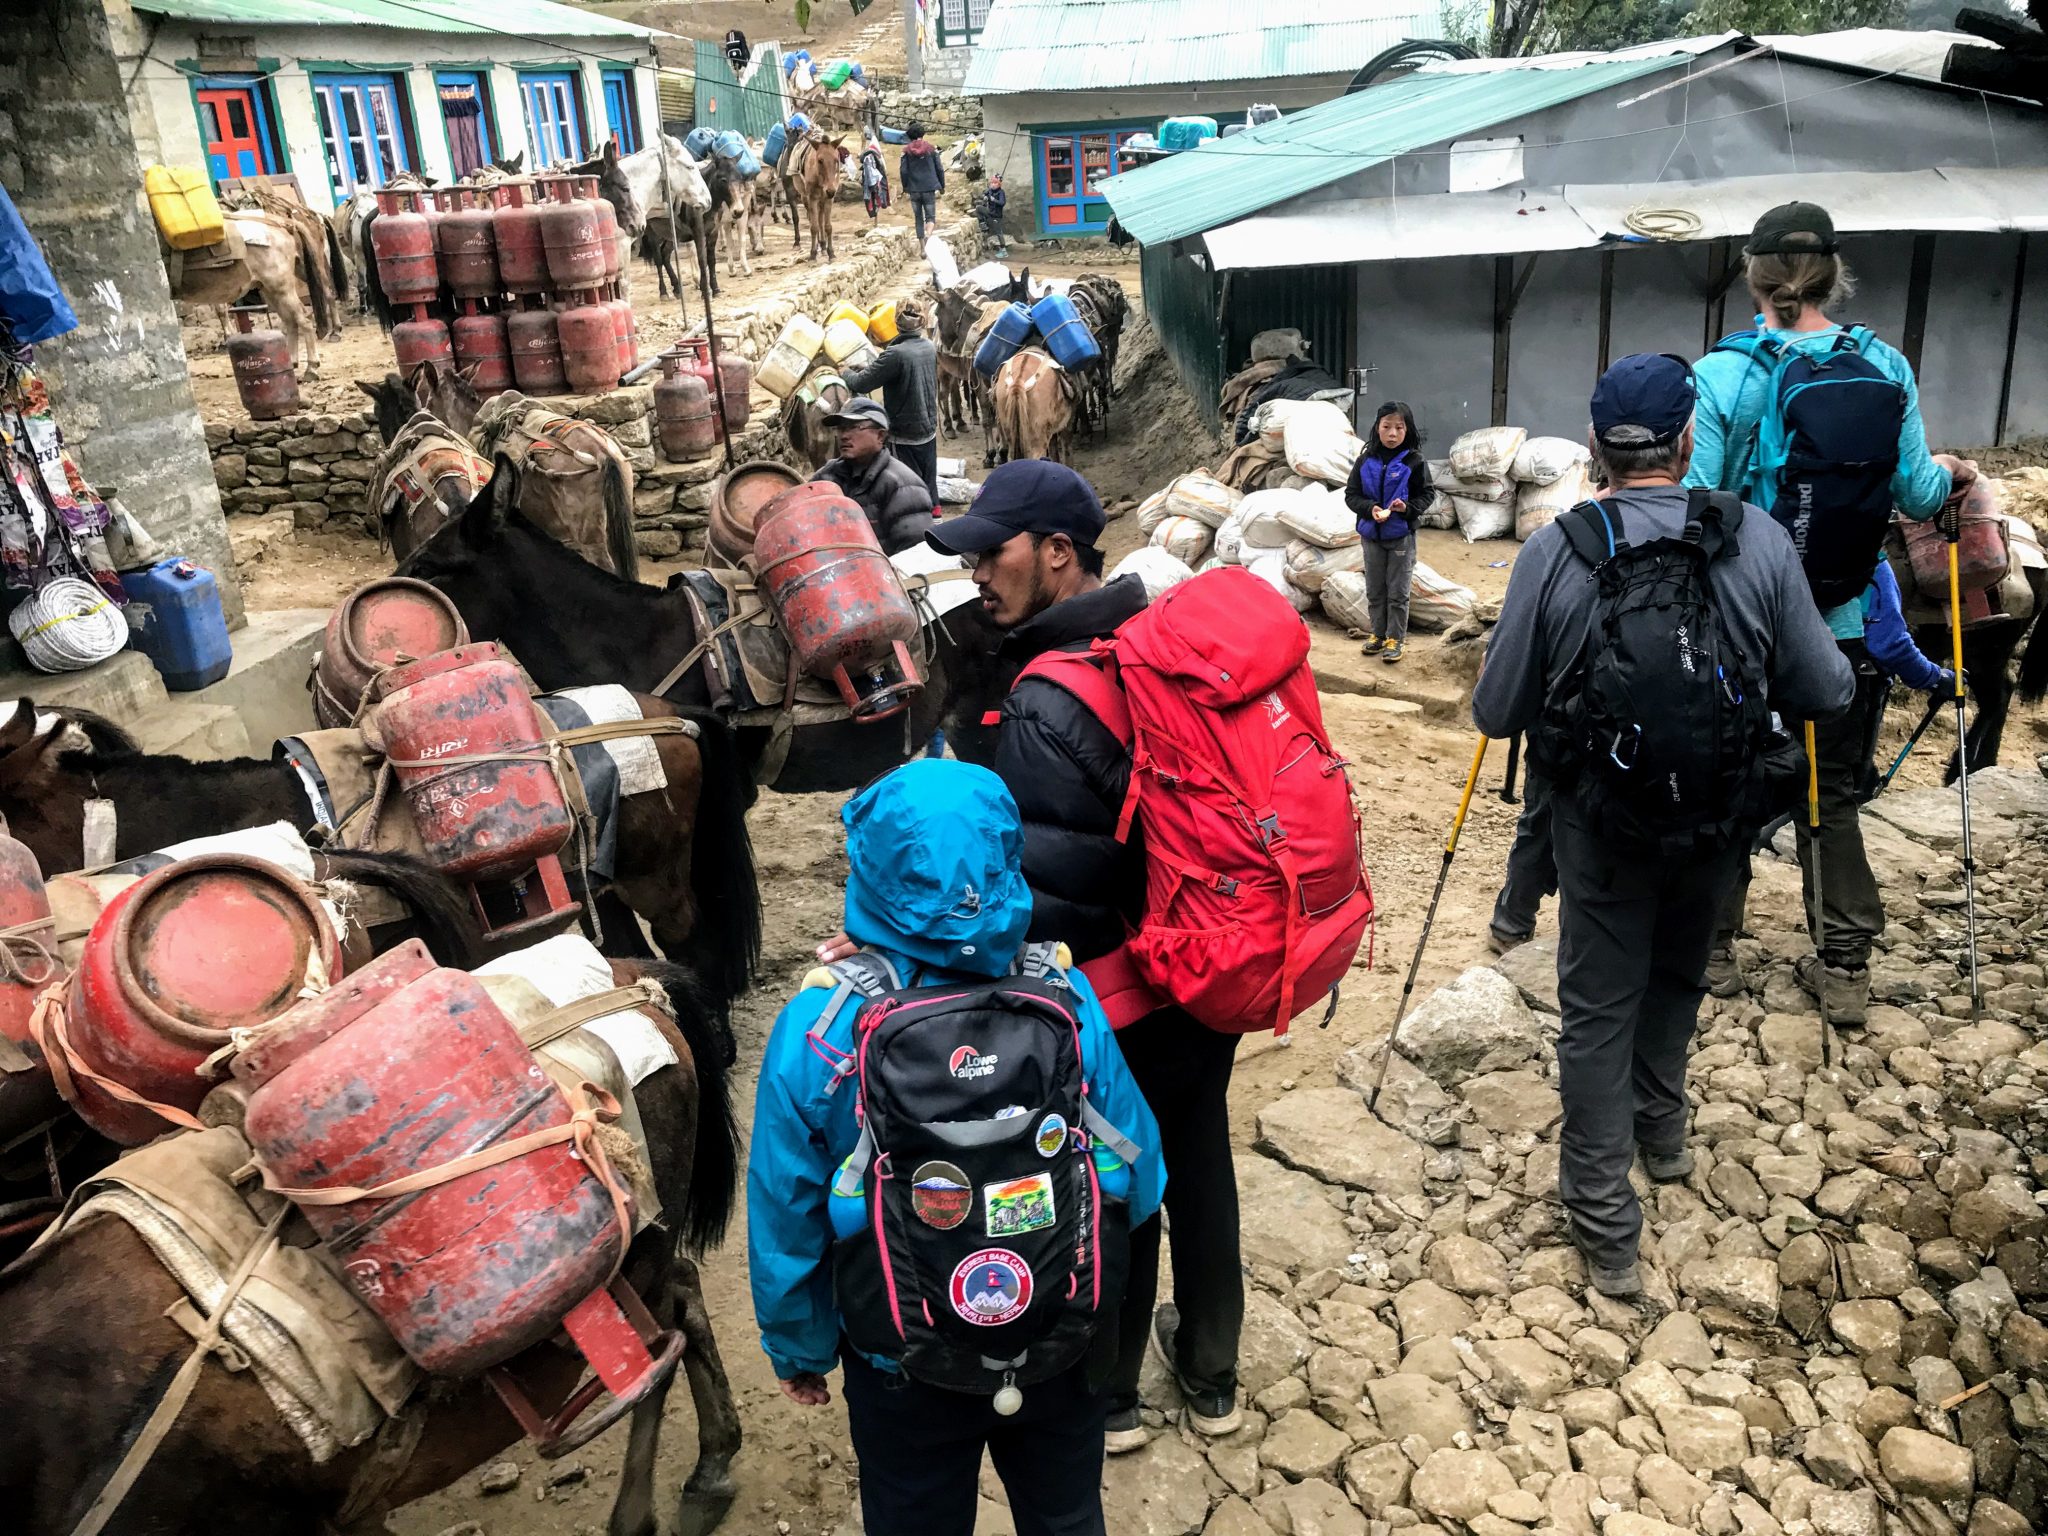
[0,183,77,346]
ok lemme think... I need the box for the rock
[1408,1448,1517,1523]
[1475,1338,1572,1408]
[634,529,683,558]
[1338,1045,1458,1142]
[1679,1256,1782,1323]
[1259,1409,1351,1482]
[1201,1498,1276,1536]
[1619,1361,1692,1421]
[1392,1279,1475,1340]
[1843,1244,1916,1299]
[1876,1427,1974,1500]
[1400,1333,1463,1382]
[1255,1089,1426,1197]
[1967,1498,2033,1536]
[1365,1373,1475,1451]
[1754,1154,1825,1200]
[1237,1156,1359,1274]
[1425,1234,1511,1297]
[1636,1454,1715,1524]
[1510,1284,1587,1335]
[1342,1442,1412,1518]
[1101,1433,1213,1536]
[1759,1013,1827,1071]
[1572,1329,1631,1384]
[1946,1268,2018,1336]
[1317,1293,1399,1370]
[1640,1311,1717,1372]
[1851,1385,1917,1441]
[1394,967,1541,1085]
[1828,1299,1904,1357]
[478,1461,521,1494]
[1807,1488,1882,1536]
[1802,1423,1873,1488]
[1490,1488,1545,1522]
[1458,1069,1562,1135]
[1546,1472,1601,1536]
[1269,1477,1365,1536]
[1602,1515,1693,1536]
[1709,1162,1771,1220]
[1655,1404,1749,1477]
[1492,935,1561,1013]
[1239,1290,1314,1395]
[1999,1309,2048,1373]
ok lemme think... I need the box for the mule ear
[458,363,481,389]
[509,150,524,172]
[410,359,440,405]
[604,141,621,166]
[0,700,34,757]
[356,378,383,400]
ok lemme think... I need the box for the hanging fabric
[0,361,125,602]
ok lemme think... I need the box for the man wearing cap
[1688,201,1976,1019]
[812,397,936,554]
[843,295,942,502]
[1473,354,1851,1299]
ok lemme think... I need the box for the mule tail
[357,210,397,333]
[682,711,761,1013]
[321,219,350,337]
[318,848,487,968]
[294,217,338,344]
[633,957,740,1253]
[603,453,640,583]
[2017,603,2048,705]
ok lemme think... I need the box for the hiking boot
[1703,946,1745,998]
[1795,954,1871,1025]
[1103,1404,1150,1454]
[1644,1146,1694,1182]
[1152,1304,1242,1436]
[1589,1261,1643,1298]
[1487,923,1532,956]
[1382,640,1404,663]
[1360,635,1387,655]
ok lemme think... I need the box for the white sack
[1236,488,1300,552]
[1409,561,1478,633]
[1110,546,1195,601]
[1515,462,1593,541]
[1248,550,1317,613]
[1283,538,1363,594]
[1447,426,1528,482]
[1136,488,1173,534]
[1430,458,1513,505]
[1320,569,1372,633]
[1149,514,1213,566]
[1162,473,1240,529]
[1275,483,1359,549]
[1284,400,1366,486]
[1247,398,1301,450]
[1511,435,1590,485]
[1453,493,1516,542]
[925,236,961,291]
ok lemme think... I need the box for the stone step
[0,646,170,719]
[178,608,326,754]
[129,701,251,762]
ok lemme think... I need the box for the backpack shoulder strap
[1559,499,1623,568]
[814,950,904,1097]
[999,647,1133,746]
[1842,323,1877,354]
[1011,939,1073,989]
[1685,486,1744,560]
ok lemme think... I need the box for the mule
[591,138,716,312]
[993,348,1078,465]
[395,487,1009,791]
[0,957,743,1536]
[935,285,1004,445]
[702,154,755,280]
[167,205,344,377]
[778,373,851,471]
[790,131,846,263]
[355,368,491,558]
[1067,273,1129,438]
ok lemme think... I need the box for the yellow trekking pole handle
[1804,719,1820,833]
[1947,531,1967,704]
[1446,734,1490,854]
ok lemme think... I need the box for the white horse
[604,137,718,310]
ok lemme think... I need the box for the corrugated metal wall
[692,40,786,140]
[657,69,695,130]
[1222,264,1355,385]
[1143,242,1223,426]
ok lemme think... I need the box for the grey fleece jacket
[1471,485,1855,741]
[842,334,940,446]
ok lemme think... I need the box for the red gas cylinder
[315,577,471,728]
[675,336,715,393]
[61,855,342,1145]
[587,179,621,282]
[237,940,677,1416]
[507,306,566,395]
[540,178,607,292]
[654,361,718,460]
[493,183,551,298]
[227,326,301,420]
[606,299,634,379]
[393,313,453,379]
[371,643,573,881]
[714,350,753,433]
[438,188,500,300]
[557,294,618,395]
[371,190,440,307]
[453,309,514,397]
[754,488,924,720]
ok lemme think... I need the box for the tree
[1683,0,1907,34]
[1457,0,1695,57]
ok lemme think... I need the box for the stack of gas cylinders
[0,814,676,1449]
[651,335,754,462]
[971,291,1102,379]
[369,175,638,399]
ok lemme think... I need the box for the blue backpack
[1710,325,1904,611]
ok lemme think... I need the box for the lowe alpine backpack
[1539,490,1774,854]
[1711,325,1905,610]
[823,946,1134,1398]
[1013,566,1374,1035]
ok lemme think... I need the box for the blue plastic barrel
[122,557,231,691]
[788,111,813,134]
[1031,293,1101,371]
[684,126,716,161]
[1159,116,1219,152]
[763,122,788,167]
[972,303,1035,379]
[714,128,748,161]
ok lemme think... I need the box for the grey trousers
[1362,535,1416,641]
[1491,765,1556,941]
[1552,799,1746,1271]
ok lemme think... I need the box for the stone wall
[875,89,983,136]
[1,0,241,633]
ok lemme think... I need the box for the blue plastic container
[683,126,717,161]
[788,111,813,134]
[972,303,1035,379]
[122,557,231,691]
[1159,116,1218,152]
[1031,292,1102,371]
[713,128,748,162]
[763,122,788,166]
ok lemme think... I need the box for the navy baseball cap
[1590,352,1697,448]
[1748,201,1839,256]
[926,459,1106,555]
[823,397,889,430]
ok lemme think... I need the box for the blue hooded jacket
[746,759,1165,1381]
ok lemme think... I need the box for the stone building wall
[874,89,984,135]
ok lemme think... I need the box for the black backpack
[823,945,1132,1399]
[1538,490,1774,854]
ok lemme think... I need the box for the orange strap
[29,982,210,1132]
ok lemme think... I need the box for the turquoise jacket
[1687,320,1952,641]
[745,758,1165,1382]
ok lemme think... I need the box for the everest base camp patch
[949,1248,1033,1326]
[983,1172,1055,1238]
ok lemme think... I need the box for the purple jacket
[1346,447,1432,543]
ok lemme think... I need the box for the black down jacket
[991,575,1150,961]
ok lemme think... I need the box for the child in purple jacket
[1343,400,1435,663]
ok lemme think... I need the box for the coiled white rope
[10,577,128,672]
[1624,205,1706,242]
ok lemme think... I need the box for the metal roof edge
[126,0,671,39]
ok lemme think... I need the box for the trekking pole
[1875,693,1947,798]
[1369,736,1489,1113]
[1946,516,1983,1018]
[1499,733,1521,805]
[1804,720,1833,1068]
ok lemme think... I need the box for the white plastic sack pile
[1247,550,1317,613]
[1283,538,1363,594]
[1233,488,1301,555]
[1511,435,1590,485]
[1433,457,1517,542]
[1110,546,1196,601]
[1149,514,1213,566]
[1136,488,1173,535]
[1453,493,1515,542]
[1409,561,1478,632]
[1247,398,1301,450]
[1275,483,1358,549]
[1516,461,1594,541]
[1284,401,1367,487]
[1448,426,1528,483]
[1162,473,1240,529]
[1320,570,1371,633]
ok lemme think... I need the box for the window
[601,68,640,154]
[436,71,497,179]
[311,73,413,198]
[1033,126,1149,236]
[936,0,991,48]
[520,71,585,167]
[191,75,283,185]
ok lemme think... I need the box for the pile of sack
[1430,428,1593,543]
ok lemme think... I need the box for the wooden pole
[693,230,739,470]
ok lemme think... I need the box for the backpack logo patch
[984,1173,1056,1237]
[949,1045,999,1080]
[950,1248,1033,1326]
[910,1161,972,1230]
[1034,1112,1067,1157]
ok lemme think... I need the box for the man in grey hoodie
[1472,354,1853,1299]
[899,121,945,242]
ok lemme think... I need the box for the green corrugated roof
[1100,52,1685,247]
[965,0,1442,95]
[130,0,663,39]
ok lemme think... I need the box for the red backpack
[1013,567,1374,1036]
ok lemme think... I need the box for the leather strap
[652,596,767,699]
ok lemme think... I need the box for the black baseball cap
[1748,201,1839,256]
[1590,352,1697,448]
[823,397,889,430]
[925,460,1105,555]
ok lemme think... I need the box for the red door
[196,87,267,183]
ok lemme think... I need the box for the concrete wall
[1,0,241,637]
[125,17,662,215]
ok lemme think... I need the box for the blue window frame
[1033,123,1150,237]
[311,72,413,199]
[190,73,283,185]
[520,71,586,167]
[601,69,640,154]
[435,70,497,179]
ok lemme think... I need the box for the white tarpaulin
[1202,189,1596,271]
[1561,168,2026,242]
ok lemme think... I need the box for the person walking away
[859,137,890,220]
[811,397,935,553]
[1345,400,1434,663]
[1687,200,1977,1022]
[1474,352,1852,1298]
[900,121,945,243]
[842,295,941,502]
[749,758,1163,1536]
